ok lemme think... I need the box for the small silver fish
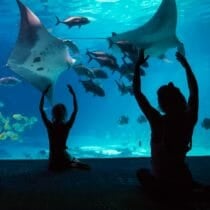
[56,16,90,28]
[0,76,21,86]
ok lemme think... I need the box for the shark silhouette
[7,0,75,102]
[108,0,185,59]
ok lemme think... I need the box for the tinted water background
[0,0,210,159]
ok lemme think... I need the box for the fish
[80,79,105,97]
[119,63,134,76]
[86,49,117,63]
[108,0,185,59]
[122,53,149,67]
[92,68,108,79]
[122,50,138,63]
[56,16,90,28]
[88,56,119,72]
[119,63,146,79]
[118,115,129,125]
[73,64,95,78]
[137,115,147,124]
[115,80,133,95]
[12,114,27,121]
[7,0,75,102]
[38,149,48,157]
[0,76,21,86]
[108,39,137,57]
[124,73,134,82]
[201,118,210,130]
[63,39,80,54]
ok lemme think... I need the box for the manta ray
[7,0,75,102]
[108,0,185,59]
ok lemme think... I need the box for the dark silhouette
[133,49,198,198]
[201,117,210,130]
[39,84,90,171]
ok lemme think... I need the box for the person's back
[46,119,70,154]
[132,49,198,196]
[46,120,72,169]
[39,84,90,171]
[151,112,194,181]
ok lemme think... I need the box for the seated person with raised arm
[133,49,199,198]
[39,84,90,171]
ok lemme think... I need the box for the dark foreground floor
[0,157,210,210]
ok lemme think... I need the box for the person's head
[157,82,187,114]
[52,103,67,122]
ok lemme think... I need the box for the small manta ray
[108,0,185,60]
[7,0,75,102]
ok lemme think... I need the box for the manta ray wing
[7,0,74,102]
[109,0,185,57]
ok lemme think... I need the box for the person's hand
[67,84,75,95]
[136,49,149,66]
[43,84,51,95]
[176,52,189,67]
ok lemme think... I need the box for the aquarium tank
[0,0,210,159]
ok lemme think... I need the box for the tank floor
[0,157,210,210]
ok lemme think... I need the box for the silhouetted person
[39,84,90,171]
[133,49,198,198]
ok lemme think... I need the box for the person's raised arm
[176,52,198,123]
[39,85,51,126]
[133,49,160,123]
[66,84,78,129]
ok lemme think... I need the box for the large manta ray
[7,0,75,102]
[108,0,185,59]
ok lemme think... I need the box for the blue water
[0,0,210,159]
